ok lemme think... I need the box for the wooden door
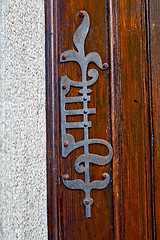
[45,0,160,239]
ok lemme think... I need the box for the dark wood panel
[46,0,160,239]
[108,0,125,239]
[46,0,114,239]
[59,2,112,239]
[149,0,160,238]
[119,0,153,239]
[45,0,60,239]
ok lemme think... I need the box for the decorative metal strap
[60,10,113,218]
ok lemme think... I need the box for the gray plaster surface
[0,0,48,239]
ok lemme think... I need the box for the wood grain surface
[45,0,160,239]
[119,0,153,239]
[45,0,60,239]
[149,0,160,238]
[59,1,112,240]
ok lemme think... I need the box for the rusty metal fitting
[62,55,66,60]
[63,174,69,180]
[102,173,107,179]
[83,96,87,101]
[64,142,68,147]
[62,84,66,89]
[79,11,84,17]
[102,63,109,68]
[85,199,90,205]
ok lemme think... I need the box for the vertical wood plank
[149,0,160,238]
[45,0,114,239]
[45,0,160,239]
[45,0,60,239]
[119,0,154,239]
[59,1,113,239]
[108,0,125,239]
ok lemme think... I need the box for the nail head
[102,63,109,68]
[83,96,87,101]
[79,11,84,17]
[85,199,90,204]
[62,55,66,60]
[64,142,68,147]
[102,173,107,179]
[62,84,66,89]
[63,174,69,180]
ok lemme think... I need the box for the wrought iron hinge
[60,10,113,218]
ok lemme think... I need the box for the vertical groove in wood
[119,0,154,239]
[143,0,155,238]
[149,0,160,238]
[145,1,156,238]
[45,0,60,239]
[108,0,124,239]
[105,1,114,239]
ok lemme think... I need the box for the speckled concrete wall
[0,0,48,239]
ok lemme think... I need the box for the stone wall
[0,0,47,239]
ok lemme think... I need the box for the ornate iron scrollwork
[60,10,113,218]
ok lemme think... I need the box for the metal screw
[62,55,66,60]
[63,174,69,180]
[79,11,84,17]
[84,123,88,127]
[102,173,107,179]
[84,109,87,114]
[83,96,87,101]
[62,84,66,89]
[64,142,68,147]
[85,199,90,204]
[102,63,109,68]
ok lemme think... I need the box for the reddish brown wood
[46,0,160,239]
[59,1,113,239]
[149,0,160,238]
[108,0,124,239]
[119,0,154,239]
